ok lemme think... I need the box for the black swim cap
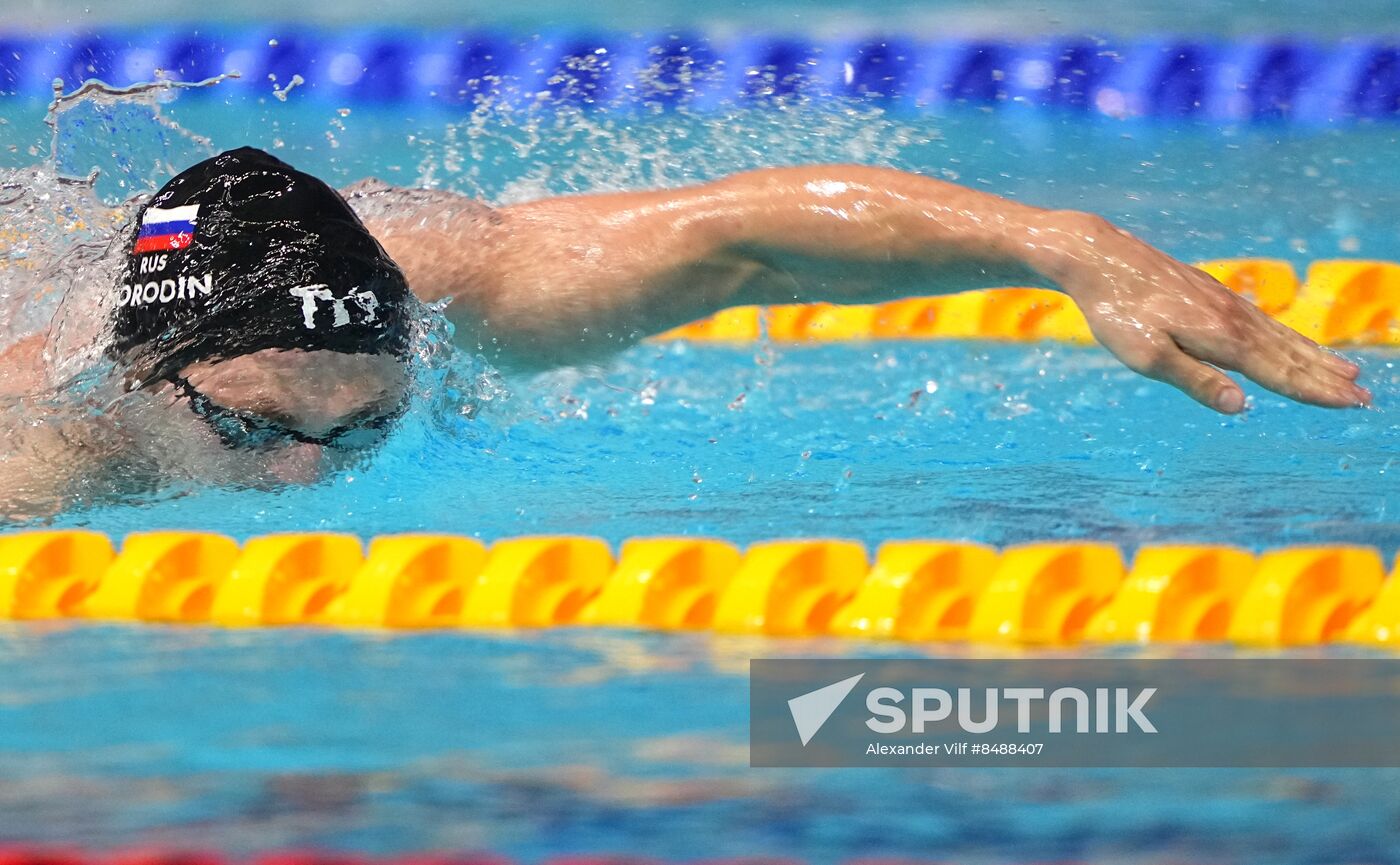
[111,147,412,384]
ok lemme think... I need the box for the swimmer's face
[176,348,409,443]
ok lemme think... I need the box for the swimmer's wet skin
[0,147,1370,516]
[354,161,1367,411]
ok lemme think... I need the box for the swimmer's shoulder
[341,178,506,307]
[341,178,503,231]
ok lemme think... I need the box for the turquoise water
[2,91,1397,547]
[36,340,1400,551]
[0,626,1397,862]
[2,64,1400,865]
[13,99,1400,267]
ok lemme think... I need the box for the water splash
[45,73,237,198]
[2,74,243,344]
[270,74,305,102]
[0,74,381,522]
[408,94,917,202]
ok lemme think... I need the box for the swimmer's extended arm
[0,333,56,400]
[0,334,109,519]
[364,165,1367,413]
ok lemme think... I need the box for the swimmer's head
[111,147,413,450]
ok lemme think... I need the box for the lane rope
[1,530,1396,648]
[1,31,1399,123]
[651,259,1400,346]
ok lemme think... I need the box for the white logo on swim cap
[288,284,381,329]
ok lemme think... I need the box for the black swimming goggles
[169,375,405,451]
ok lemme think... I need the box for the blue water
[1,93,1397,547]
[0,625,1397,863]
[36,340,1400,551]
[2,41,1400,865]
[13,100,1400,267]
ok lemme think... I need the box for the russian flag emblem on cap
[133,204,199,254]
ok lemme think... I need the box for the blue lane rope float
[2,530,1399,648]
[1,29,1399,121]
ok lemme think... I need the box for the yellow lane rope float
[650,259,1400,346]
[1,531,1398,649]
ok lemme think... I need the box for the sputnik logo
[787,673,865,746]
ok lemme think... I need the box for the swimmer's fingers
[1173,296,1370,410]
[1224,342,1368,409]
[1056,220,1368,411]
[1119,338,1245,414]
[1254,309,1366,388]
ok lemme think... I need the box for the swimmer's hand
[1039,212,1369,414]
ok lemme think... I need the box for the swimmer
[0,147,1370,517]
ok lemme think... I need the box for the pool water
[1,88,1399,544]
[32,339,1400,551]
[1,625,1397,863]
[2,62,1400,865]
